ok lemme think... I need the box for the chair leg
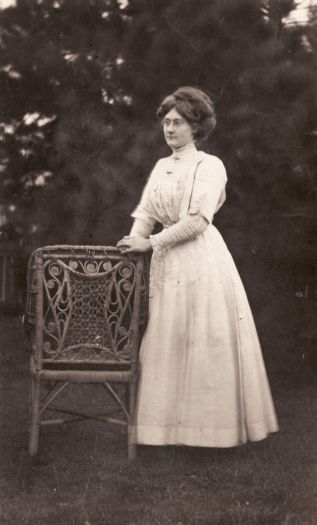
[29,376,41,456]
[128,381,137,460]
[128,438,136,461]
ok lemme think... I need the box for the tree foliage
[0,0,316,260]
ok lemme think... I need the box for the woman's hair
[157,86,216,142]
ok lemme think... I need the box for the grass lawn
[0,315,316,525]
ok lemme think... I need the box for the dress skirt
[132,224,278,447]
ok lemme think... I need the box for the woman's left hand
[117,235,152,253]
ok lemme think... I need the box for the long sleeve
[129,217,156,237]
[150,214,208,250]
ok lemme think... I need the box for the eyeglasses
[162,118,186,128]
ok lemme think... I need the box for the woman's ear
[191,123,198,140]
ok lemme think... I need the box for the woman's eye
[163,119,184,127]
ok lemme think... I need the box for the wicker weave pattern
[25,245,146,459]
[41,257,136,363]
[26,246,144,366]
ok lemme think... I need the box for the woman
[117,87,278,447]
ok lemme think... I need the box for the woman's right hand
[117,235,152,254]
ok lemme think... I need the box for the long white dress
[131,143,278,447]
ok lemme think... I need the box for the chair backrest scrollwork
[26,246,145,369]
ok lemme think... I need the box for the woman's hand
[117,235,152,254]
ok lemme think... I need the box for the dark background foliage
[0,0,316,374]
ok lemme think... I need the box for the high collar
[171,142,197,160]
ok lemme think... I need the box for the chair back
[26,245,145,371]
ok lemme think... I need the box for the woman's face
[163,108,195,150]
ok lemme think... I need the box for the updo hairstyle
[157,86,216,143]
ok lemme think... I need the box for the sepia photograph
[0,1,316,524]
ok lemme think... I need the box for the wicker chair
[24,245,147,460]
